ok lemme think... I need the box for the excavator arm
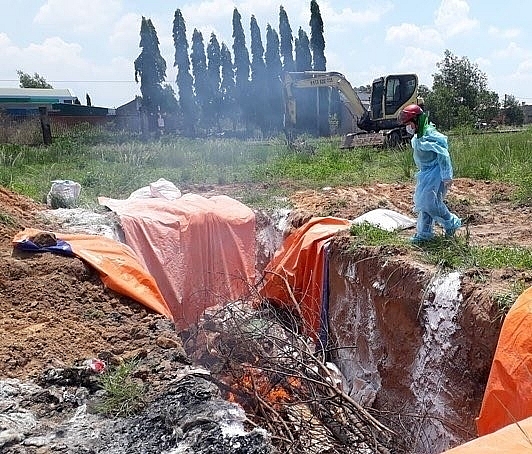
[282,71,368,131]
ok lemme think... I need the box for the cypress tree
[265,24,283,133]
[206,33,222,131]
[309,0,328,135]
[191,28,210,132]
[309,0,326,71]
[172,9,196,136]
[295,27,312,71]
[220,43,237,129]
[232,8,251,131]
[160,84,180,116]
[134,17,167,134]
[250,15,268,133]
[279,6,295,73]
[293,27,315,134]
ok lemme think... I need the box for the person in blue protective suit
[399,104,461,243]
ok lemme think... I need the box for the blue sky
[0,0,530,108]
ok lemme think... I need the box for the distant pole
[503,94,507,125]
[38,107,52,145]
[139,106,149,139]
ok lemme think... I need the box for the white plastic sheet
[127,178,182,200]
[351,208,416,232]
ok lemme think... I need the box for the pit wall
[326,244,500,454]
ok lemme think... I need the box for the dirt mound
[0,250,190,381]
[0,187,46,246]
[0,186,188,381]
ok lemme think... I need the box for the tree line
[16,1,525,137]
[134,2,329,138]
[134,0,524,140]
[421,49,524,129]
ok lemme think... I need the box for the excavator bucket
[340,134,355,149]
[340,132,388,149]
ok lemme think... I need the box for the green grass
[450,127,532,205]
[0,211,16,226]
[0,124,530,216]
[0,132,414,206]
[413,235,473,269]
[2,123,532,244]
[348,222,532,272]
[411,235,532,271]
[349,222,403,247]
[2,126,531,208]
[492,279,529,317]
[95,360,145,417]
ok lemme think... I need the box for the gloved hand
[443,179,453,190]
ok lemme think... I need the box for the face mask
[406,123,416,135]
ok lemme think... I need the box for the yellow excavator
[282,71,420,148]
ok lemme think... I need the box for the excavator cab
[346,73,418,148]
[360,74,418,132]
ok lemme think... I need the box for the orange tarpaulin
[13,228,173,320]
[441,416,532,453]
[259,217,351,339]
[99,193,256,329]
[475,285,532,436]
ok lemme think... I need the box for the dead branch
[182,296,399,454]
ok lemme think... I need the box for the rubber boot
[443,214,461,237]
[410,212,434,243]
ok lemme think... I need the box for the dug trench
[0,178,530,453]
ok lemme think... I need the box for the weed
[512,174,532,206]
[417,235,473,269]
[394,147,415,180]
[358,146,375,164]
[83,308,106,320]
[450,197,472,206]
[1,126,532,237]
[0,211,15,226]
[317,197,350,217]
[239,188,290,211]
[452,129,531,184]
[414,234,532,271]
[489,191,510,203]
[349,222,402,247]
[473,246,532,269]
[493,279,529,319]
[95,360,146,417]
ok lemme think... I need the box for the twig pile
[183,300,398,454]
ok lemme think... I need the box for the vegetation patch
[493,279,530,318]
[0,211,15,226]
[349,222,402,247]
[348,221,532,274]
[95,360,146,417]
